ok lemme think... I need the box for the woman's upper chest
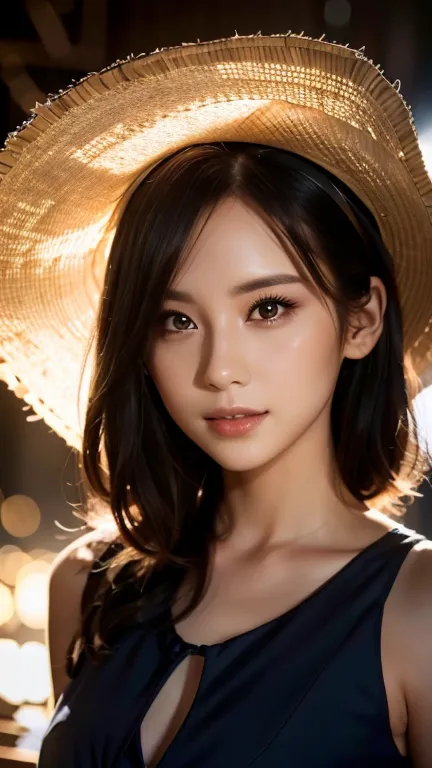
[40,528,418,768]
[138,536,414,767]
[172,534,385,645]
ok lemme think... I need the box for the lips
[207,413,262,421]
[205,410,269,437]
[205,407,267,420]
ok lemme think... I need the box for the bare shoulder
[385,531,432,636]
[47,525,118,705]
[389,534,432,616]
[49,525,116,580]
[387,533,432,766]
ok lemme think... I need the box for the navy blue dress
[38,525,424,767]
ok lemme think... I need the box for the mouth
[205,410,269,437]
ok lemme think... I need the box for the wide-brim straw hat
[1,32,432,450]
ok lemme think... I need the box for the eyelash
[159,293,298,335]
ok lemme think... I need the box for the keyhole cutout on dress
[139,652,205,768]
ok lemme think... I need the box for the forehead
[174,197,300,289]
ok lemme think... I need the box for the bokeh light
[15,558,51,585]
[20,642,51,703]
[0,582,15,625]
[0,639,51,705]
[1,494,41,537]
[419,127,432,177]
[28,548,56,564]
[15,560,50,630]
[0,638,22,704]
[14,704,50,751]
[0,544,32,586]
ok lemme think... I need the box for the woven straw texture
[0,33,432,449]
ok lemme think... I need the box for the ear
[342,276,387,361]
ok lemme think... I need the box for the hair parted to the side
[68,141,431,675]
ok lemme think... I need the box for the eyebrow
[165,273,305,302]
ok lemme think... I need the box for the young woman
[0,34,431,768]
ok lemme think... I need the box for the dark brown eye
[160,295,297,335]
[171,314,192,331]
[247,295,298,324]
[258,301,279,320]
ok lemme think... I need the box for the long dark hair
[68,142,430,673]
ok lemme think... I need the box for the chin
[203,443,278,473]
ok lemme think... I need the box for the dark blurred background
[0,1,432,763]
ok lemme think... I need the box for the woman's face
[148,197,344,472]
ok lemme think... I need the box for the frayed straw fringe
[0,32,432,448]
[0,32,430,213]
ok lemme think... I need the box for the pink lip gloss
[206,412,268,437]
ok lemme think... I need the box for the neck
[214,418,368,554]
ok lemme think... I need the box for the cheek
[150,346,194,419]
[150,307,340,411]
[266,313,341,396]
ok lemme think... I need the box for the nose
[201,326,250,391]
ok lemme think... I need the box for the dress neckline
[168,526,403,651]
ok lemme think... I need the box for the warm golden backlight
[1,495,41,537]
